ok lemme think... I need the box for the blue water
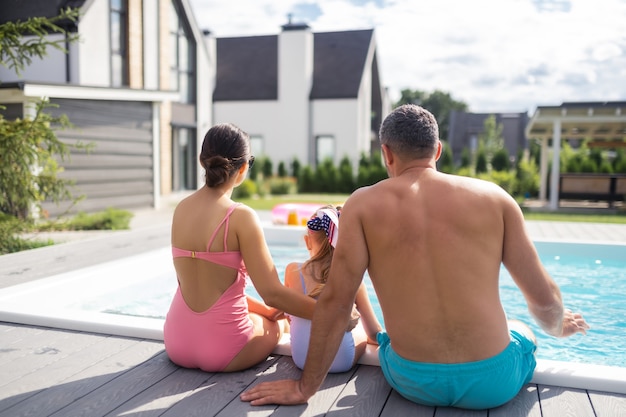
[93,242,626,368]
[263,242,626,368]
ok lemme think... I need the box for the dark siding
[0,103,24,120]
[41,99,154,217]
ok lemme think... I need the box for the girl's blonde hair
[303,205,340,298]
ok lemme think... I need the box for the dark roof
[310,29,373,99]
[0,0,86,26]
[213,35,278,101]
[213,29,374,101]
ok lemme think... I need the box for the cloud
[189,0,626,113]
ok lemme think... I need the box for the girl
[164,123,316,372]
[285,206,381,372]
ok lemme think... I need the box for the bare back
[350,168,513,363]
[171,191,245,313]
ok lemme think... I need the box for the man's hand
[240,379,309,406]
[560,309,590,337]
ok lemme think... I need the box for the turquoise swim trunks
[377,330,537,410]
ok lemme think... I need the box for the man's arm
[241,194,370,405]
[501,195,589,337]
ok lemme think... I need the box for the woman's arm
[236,207,316,320]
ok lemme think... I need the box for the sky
[187,0,626,114]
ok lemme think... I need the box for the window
[172,127,197,190]
[249,135,264,157]
[169,1,196,103]
[316,135,335,165]
[110,0,128,87]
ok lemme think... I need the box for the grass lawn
[237,194,626,224]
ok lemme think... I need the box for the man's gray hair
[379,104,439,160]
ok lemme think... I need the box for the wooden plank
[0,325,46,366]
[435,406,485,416]
[537,384,595,417]
[0,328,96,387]
[58,168,153,182]
[214,356,303,417]
[0,333,140,413]
[45,350,175,417]
[271,360,365,417]
[0,340,164,417]
[588,390,626,416]
[490,384,542,417]
[379,390,435,417]
[104,367,216,417]
[161,355,282,417]
[325,365,391,416]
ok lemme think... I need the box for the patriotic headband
[306,208,339,248]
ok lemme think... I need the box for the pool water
[73,243,626,368]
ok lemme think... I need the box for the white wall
[312,99,361,166]
[214,100,310,164]
[277,28,313,167]
[142,0,160,90]
[77,0,111,86]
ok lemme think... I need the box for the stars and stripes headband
[306,208,339,248]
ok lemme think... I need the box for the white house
[0,0,212,216]
[208,21,390,173]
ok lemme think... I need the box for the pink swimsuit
[163,204,254,372]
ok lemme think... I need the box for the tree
[0,7,83,219]
[396,89,468,141]
[0,8,80,74]
[479,114,504,172]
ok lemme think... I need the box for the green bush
[491,148,511,172]
[478,171,517,195]
[0,215,52,254]
[277,161,287,178]
[337,156,355,193]
[233,178,257,199]
[37,207,133,231]
[514,159,540,198]
[475,148,488,174]
[298,166,315,193]
[268,177,296,195]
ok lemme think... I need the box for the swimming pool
[0,226,624,394]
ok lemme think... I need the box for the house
[207,20,390,172]
[0,0,212,217]
[447,111,529,164]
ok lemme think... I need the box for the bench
[559,173,626,207]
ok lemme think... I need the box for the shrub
[491,148,511,172]
[37,207,133,231]
[268,177,296,195]
[0,215,52,254]
[298,166,315,193]
[233,178,257,199]
[337,156,355,193]
[277,161,287,178]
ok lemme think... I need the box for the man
[241,104,589,409]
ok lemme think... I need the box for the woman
[164,123,316,372]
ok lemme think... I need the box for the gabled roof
[0,0,87,26]
[310,29,373,99]
[213,29,374,102]
[213,35,278,101]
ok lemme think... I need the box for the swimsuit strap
[298,263,306,294]
[206,203,241,252]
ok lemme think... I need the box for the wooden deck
[1,323,625,417]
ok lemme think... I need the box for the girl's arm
[247,295,282,321]
[355,282,382,344]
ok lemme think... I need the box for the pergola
[525,101,626,210]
